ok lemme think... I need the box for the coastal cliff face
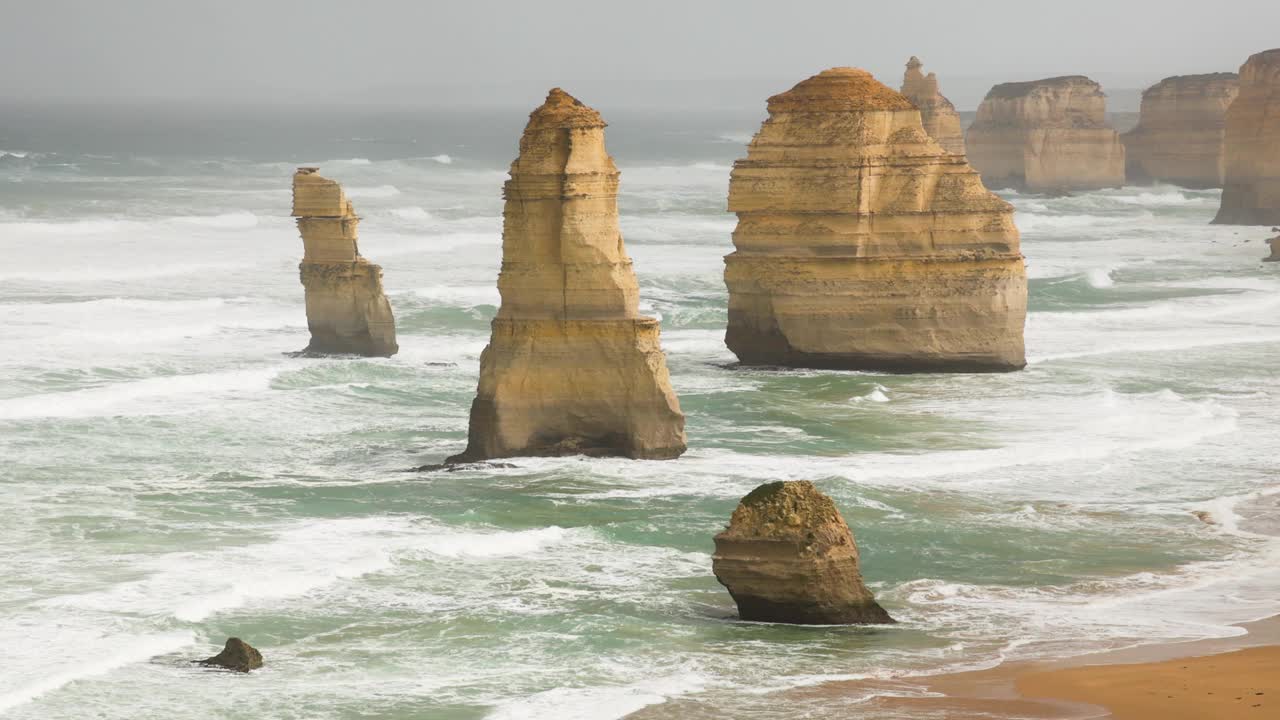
[966,76,1125,192]
[449,89,686,462]
[724,67,1027,373]
[292,168,398,356]
[1122,73,1239,188]
[712,481,893,625]
[1214,49,1280,225]
[901,56,966,155]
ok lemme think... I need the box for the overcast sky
[4,0,1277,110]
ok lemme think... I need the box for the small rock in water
[198,637,263,672]
[412,461,518,473]
[1191,510,1217,526]
[712,481,894,625]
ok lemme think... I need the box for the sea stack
[1122,73,1239,188]
[1214,49,1280,225]
[448,89,686,462]
[712,481,893,625]
[966,76,1126,192]
[900,56,966,155]
[724,67,1026,372]
[291,168,398,356]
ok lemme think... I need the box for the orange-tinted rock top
[525,88,606,130]
[767,67,916,113]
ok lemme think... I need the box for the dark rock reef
[198,637,263,673]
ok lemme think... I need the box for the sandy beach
[707,615,1280,719]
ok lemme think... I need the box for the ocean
[1,101,1278,719]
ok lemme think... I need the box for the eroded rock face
[1122,73,1239,188]
[1214,49,1280,225]
[901,56,966,155]
[292,168,398,356]
[712,481,893,625]
[724,67,1027,372]
[198,638,263,672]
[448,89,686,462]
[1265,235,1280,262]
[966,76,1125,192]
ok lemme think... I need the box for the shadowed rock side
[198,638,263,672]
[901,56,966,155]
[291,168,397,356]
[966,76,1125,192]
[724,67,1027,373]
[712,481,893,625]
[1214,49,1280,225]
[448,89,686,463]
[1122,73,1239,188]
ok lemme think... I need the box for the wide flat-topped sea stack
[1214,49,1280,225]
[712,481,893,625]
[724,67,1027,372]
[1123,73,1239,188]
[448,89,686,462]
[901,56,965,155]
[966,76,1125,192]
[291,168,397,356]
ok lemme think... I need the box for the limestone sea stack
[900,56,966,155]
[1214,49,1280,225]
[712,481,893,625]
[724,68,1027,372]
[966,76,1125,192]
[291,168,398,356]
[448,89,686,462]
[1122,73,1239,188]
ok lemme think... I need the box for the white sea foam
[430,154,454,164]
[168,211,259,229]
[0,367,284,420]
[485,670,709,720]
[418,526,581,558]
[390,206,432,221]
[0,630,196,713]
[1085,266,1115,288]
[346,185,401,198]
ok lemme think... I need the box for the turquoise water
[1,106,1279,718]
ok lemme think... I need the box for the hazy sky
[5,0,1277,110]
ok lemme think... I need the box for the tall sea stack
[724,68,1026,372]
[1122,73,1239,188]
[1214,49,1280,225]
[966,76,1125,192]
[291,168,398,357]
[449,89,686,462]
[900,56,966,155]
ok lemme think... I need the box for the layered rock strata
[901,56,966,155]
[712,481,893,625]
[449,89,686,462]
[724,67,1027,372]
[291,168,398,356]
[1214,49,1280,225]
[966,76,1125,192]
[1122,73,1239,188]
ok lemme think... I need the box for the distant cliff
[901,56,966,155]
[1123,73,1238,189]
[966,76,1125,193]
[1214,49,1280,225]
